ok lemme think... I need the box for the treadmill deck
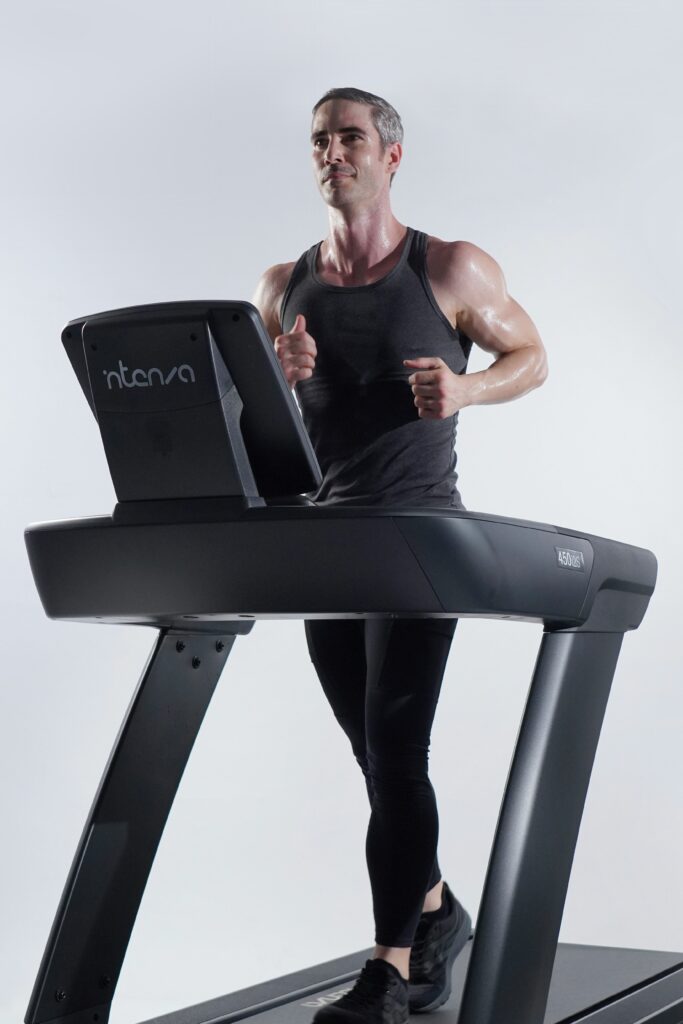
[138,942,683,1024]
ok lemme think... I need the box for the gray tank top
[280,226,472,508]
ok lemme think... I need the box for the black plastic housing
[24,505,657,633]
[62,300,322,500]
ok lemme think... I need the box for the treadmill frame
[25,617,682,1024]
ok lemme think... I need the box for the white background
[1,1,681,1021]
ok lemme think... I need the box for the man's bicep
[251,267,282,342]
[452,243,544,358]
[463,293,544,358]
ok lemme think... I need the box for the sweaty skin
[252,98,547,418]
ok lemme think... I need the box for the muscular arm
[409,240,548,415]
[450,241,547,406]
[251,262,293,342]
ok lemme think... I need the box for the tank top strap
[406,228,432,296]
[407,228,460,340]
[398,225,417,273]
[306,241,320,278]
[407,226,426,264]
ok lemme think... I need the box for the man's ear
[387,141,402,175]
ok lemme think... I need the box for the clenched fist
[404,356,472,419]
[274,314,317,388]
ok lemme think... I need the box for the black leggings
[304,617,457,947]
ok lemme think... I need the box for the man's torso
[274,227,471,508]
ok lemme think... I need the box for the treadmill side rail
[24,629,240,1024]
[458,630,624,1024]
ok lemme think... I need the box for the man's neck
[322,205,406,279]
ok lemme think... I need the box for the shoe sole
[409,907,473,1014]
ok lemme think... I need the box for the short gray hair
[312,87,403,185]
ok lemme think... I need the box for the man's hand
[404,357,471,419]
[274,314,317,388]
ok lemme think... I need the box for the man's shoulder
[257,260,299,295]
[254,259,298,307]
[424,236,503,293]
[425,236,494,272]
[252,260,300,339]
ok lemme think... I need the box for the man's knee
[366,746,431,786]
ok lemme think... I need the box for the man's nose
[323,137,344,163]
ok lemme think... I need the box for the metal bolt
[98,975,111,989]
[55,989,67,1002]
[215,640,224,652]
[176,641,185,652]
[192,656,201,669]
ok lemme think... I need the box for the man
[252,87,547,1024]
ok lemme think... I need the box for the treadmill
[23,300,682,1024]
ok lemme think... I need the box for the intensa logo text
[102,360,196,389]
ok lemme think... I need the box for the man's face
[310,99,400,208]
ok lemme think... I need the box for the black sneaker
[312,957,409,1023]
[408,882,472,1013]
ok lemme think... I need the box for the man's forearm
[463,345,548,407]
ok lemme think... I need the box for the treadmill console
[62,301,323,504]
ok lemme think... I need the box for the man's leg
[304,619,444,899]
[364,618,457,977]
[304,617,369,770]
[304,618,451,979]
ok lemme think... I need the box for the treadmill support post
[25,627,245,1024]
[457,629,624,1024]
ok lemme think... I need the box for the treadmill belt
[139,942,683,1024]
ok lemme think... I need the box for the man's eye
[313,139,327,148]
